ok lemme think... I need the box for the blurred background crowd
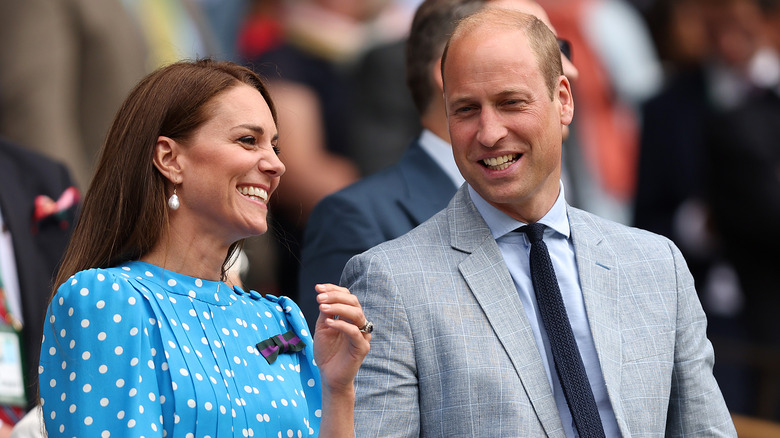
[1,0,779,427]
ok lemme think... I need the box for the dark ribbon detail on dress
[256,330,306,364]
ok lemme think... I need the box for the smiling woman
[37,59,370,438]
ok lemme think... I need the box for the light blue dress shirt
[469,183,620,437]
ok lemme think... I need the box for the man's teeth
[238,186,268,203]
[483,154,519,170]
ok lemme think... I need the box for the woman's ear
[153,136,183,184]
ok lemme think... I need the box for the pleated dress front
[39,261,321,438]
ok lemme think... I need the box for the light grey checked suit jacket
[343,185,735,437]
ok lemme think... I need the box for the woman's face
[174,84,285,245]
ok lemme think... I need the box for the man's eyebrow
[496,88,528,98]
[448,96,475,108]
[448,89,528,106]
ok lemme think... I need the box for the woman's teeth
[238,186,268,203]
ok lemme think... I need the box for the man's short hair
[441,7,563,99]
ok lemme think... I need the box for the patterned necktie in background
[519,223,605,437]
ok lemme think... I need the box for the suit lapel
[567,207,626,428]
[449,188,564,436]
[395,140,458,225]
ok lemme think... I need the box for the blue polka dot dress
[39,261,322,437]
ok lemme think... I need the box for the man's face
[443,25,573,223]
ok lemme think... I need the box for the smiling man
[346,7,735,437]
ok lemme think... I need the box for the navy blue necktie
[519,223,605,437]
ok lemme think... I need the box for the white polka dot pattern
[40,261,321,437]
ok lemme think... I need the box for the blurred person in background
[538,0,663,225]
[346,38,422,177]
[0,0,147,190]
[237,0,286,63]
[0,138,78,437]
[241,0,409,300]
[346,3,424,177]
[196,0,254,62]
[636,0,780,420]
[123,0,221,68]
[636,0,730,307]
[704,0,780,421]
[636,0,765,328]
[636,0,767,291]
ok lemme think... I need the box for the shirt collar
[418,129,465,188]
[468,181,570,240]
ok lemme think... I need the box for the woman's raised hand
[312,283,371,394]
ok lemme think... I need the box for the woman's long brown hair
[52,59,277,296]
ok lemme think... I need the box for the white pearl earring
[168,186,180,210]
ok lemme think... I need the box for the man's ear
[557,75,574,125]
[153,136,183,184]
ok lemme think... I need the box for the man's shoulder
[315,139,449,212]
[342,208,453,286]
[309,141,452,233]
[327,163,408,205]
[569,206,675,248]
[361,207,450,255]
[306,163,410,238]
